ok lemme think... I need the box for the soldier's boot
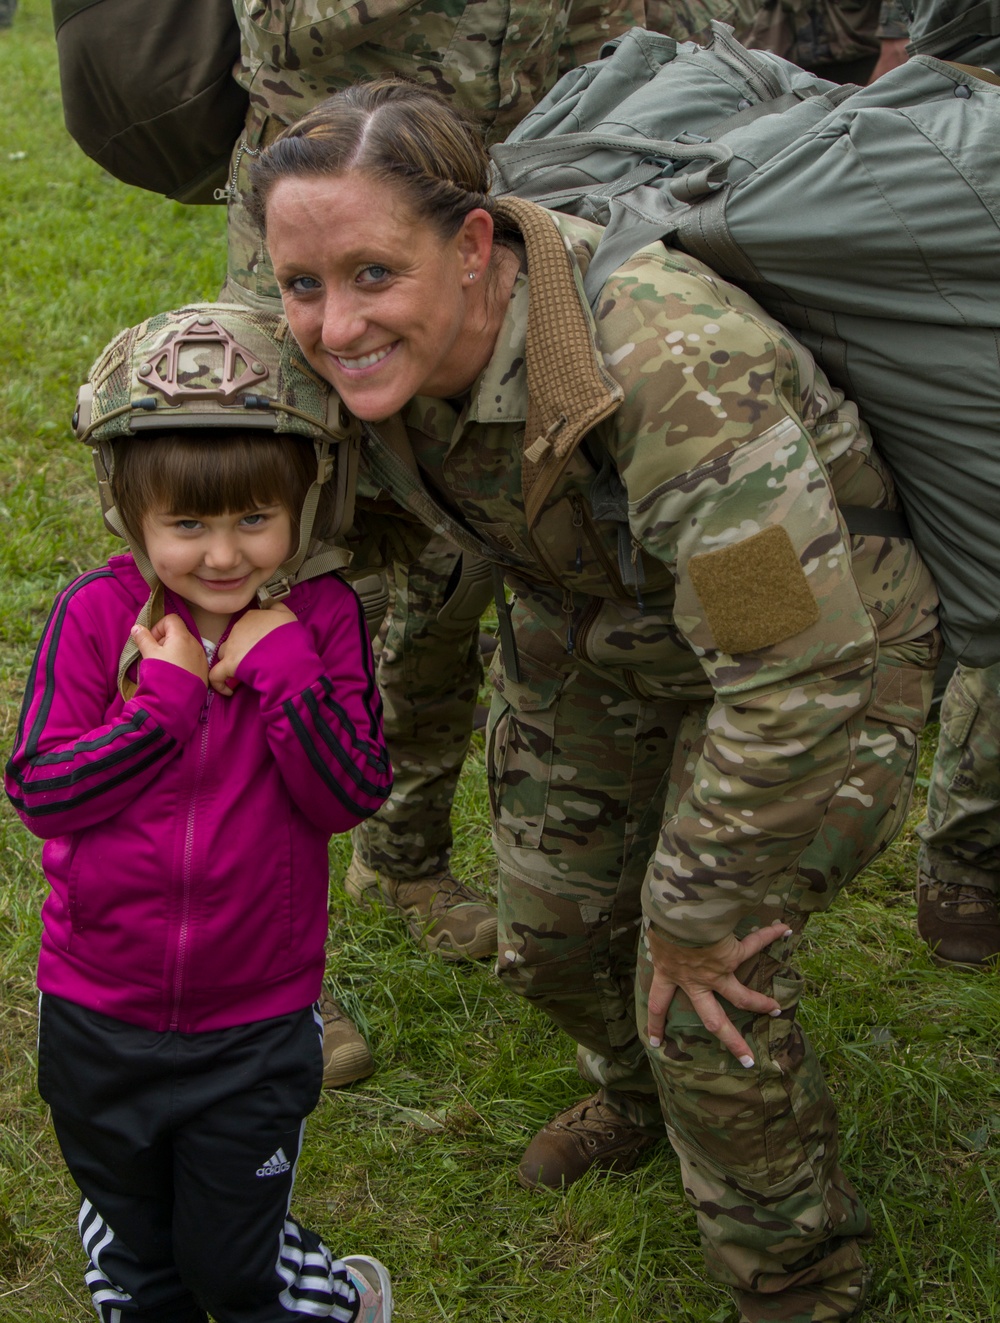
[517,1095,661,1190]
[319,991,375,1090]
[344,854,497,961]
[916,871,1000,966]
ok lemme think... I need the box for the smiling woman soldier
[248,78,938,1323]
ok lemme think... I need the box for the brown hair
[247,78,504,242]
[111,432,315,544]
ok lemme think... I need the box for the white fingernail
[739,1054,754,1069]
[769,1008,783,1017]
[648,1036,661,1048]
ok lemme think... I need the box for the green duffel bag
[53,0,248,203]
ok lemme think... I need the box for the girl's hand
[645,920,791,1067]
[132,616,208,684]
[209,603,297,695]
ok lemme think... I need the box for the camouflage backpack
[491,12,1000,666]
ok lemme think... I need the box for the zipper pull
[571,496,584,573]
[631,538,646,615]
[562,588,576,654]
[199,688,214,725]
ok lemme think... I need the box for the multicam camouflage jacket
[353,197,939,942]
[233,0,644,137]
[226,0,643,300]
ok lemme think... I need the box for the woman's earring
[468,271,477,281]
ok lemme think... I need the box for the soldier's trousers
[489,619,934,1323]
[352,537,492,879]
[917,660,1000,893]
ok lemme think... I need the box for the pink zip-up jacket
[5,553,392,1033]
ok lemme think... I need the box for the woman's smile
[332,342,399,374]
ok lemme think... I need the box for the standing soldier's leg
[346,540,497,959]
[916,661,1000,965]
[490,639,674,1183]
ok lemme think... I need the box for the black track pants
[38,995,360,1323]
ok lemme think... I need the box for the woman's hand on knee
[644,921,791,1067]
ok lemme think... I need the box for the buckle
[258,576,293,604]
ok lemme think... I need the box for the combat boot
[344,854,497,961]
[517,1095,661,1190]
[916,871,1000,966]
[319,991,375,1089]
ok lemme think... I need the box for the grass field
[1,2,999,1319]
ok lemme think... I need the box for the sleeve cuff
[235,621,323,704]
[132,658,207,742]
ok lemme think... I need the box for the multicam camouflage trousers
[489,609,936,1323]
[917,660,1000,895]
[352,537,492,879]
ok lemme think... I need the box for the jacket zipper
[167,614,227,1032]
[568,493,633,589]
[170,685,213,1030]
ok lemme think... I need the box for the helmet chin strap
[255,435,351,605]
[110,434,354,699]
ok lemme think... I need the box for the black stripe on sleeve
[7,742,176,818]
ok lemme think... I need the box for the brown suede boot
[517,1095,661,1191]
[916,871,1000,966]
[319,992,375,1090]
[344,854,497,960]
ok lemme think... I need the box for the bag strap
[944,59,1000,85]
[583,194,691,306]
[492,132,733,206]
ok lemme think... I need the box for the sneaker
[342,1255,393,1323]
[916,871,1000,966]
[344,854,497,961]
[517,1095,661,1191]
[319,992,375,1089]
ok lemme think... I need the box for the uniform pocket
[938,665,978,750]
[487,655,566,851]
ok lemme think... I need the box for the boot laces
[394,872,486,912]
[940,881,999,913]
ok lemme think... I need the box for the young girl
[6,414,394,1321]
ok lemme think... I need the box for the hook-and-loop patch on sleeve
[688,525,819,655]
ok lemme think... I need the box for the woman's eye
[358,264,391,285]
[286,274,321,295]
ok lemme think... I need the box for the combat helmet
[74,303,361,693]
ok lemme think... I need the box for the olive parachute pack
[491,0,1000,666]
[52,0,246,203]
